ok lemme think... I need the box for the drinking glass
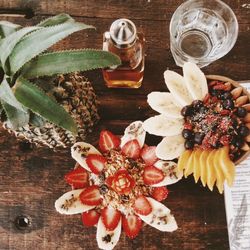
[169,0,238,68]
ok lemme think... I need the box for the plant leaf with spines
[0,26,41,72]
[0,101,3,115]
[22,49,121,78]
[13,77,78,134]
[0,21,21,39]
[1,100,30,129]
[29,112,45,127]
[0,78,28,112]
[37,13,74,27]
[9,21,94,75]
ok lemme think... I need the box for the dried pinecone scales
[3,72,99,149]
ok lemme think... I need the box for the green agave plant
[0,14,120,135]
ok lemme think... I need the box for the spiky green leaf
[0,101,3,114]
[0,78,28,112]
[22,49,121,78]
[1,100,30,129]
[29,113,45,127]
[38,13,74,27]
[0,21,21,39]
[0,26,41,72]
[13,77,78,134]
[9,21,94,75]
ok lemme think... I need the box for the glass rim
[169,0,239,62]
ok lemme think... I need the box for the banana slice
[55,189,95,215]
[177,150,192,172]
[199,150,210,187]
[212,150,225,194]
[120,121,146,148]
[138,197,177,232]
[96,217,121,250]
[152,160,183,186]
[183,62,208,100]
[218,146,235,187]
[156,135,185,160]
[71,142,101,171]
[193,149,202,183]
[164,70,193,107]
[143,115,183,137]
[206,150,217,191]
[184,150,195,178]
[147,92,182,118]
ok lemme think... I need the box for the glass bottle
[102,19,145,88]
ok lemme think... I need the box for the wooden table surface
[0,1,250,249]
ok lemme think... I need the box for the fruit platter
[55,62,250,249]
[143,63,250,194]
[55,121,181,249]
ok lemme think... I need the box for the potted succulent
[0,14,120,148]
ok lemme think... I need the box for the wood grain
[0,126,229,250]
[0,0,249,249]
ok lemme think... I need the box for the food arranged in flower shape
[143,62,250,193]
[55,121,182,250]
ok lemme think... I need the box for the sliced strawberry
[133,195,152,215]
[151,186,169,201]
[122,214,142,239]
[105,176,114,187]
[143,165,164,185]
[183,122,193,130]
[80,185,102,206]
[203,93,211,103]
[101,206,121,231]
[81,209,100,227]
[121,139,140,159]
[64,167,89,189]
[110,169,135,195]
[99,130,121,152]
[140,146,158,166]
[86,154,106,174]
[213,84,227,90]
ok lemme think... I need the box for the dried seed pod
[245,134,250,143]
[242,103,250,112]
[241,142,250,151]
[224,82,232,91]
[245,123,250,129]
[236,96,249,107]
[231,87,243,99]
[244,113,250,123]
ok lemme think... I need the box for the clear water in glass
[170,0,238,68]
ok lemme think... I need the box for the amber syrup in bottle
[102,19,145,88]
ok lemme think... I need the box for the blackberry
[181,105,193,117]
[182,129,193,140]
[194,132,205,145]
[236,107,247,118]
[231,136,244,148]
[222,99,234,110]
[99,184,109,194]
[238,125,249,137]
[184,140,194,150]
[220,91,232,100]
[192,100,203,109]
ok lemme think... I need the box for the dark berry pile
[181,80,249,161]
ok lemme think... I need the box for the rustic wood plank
[0,0,249,21]
[0,125,229,250]
[0,0,249,249]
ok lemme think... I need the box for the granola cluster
[89,149,153,215]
